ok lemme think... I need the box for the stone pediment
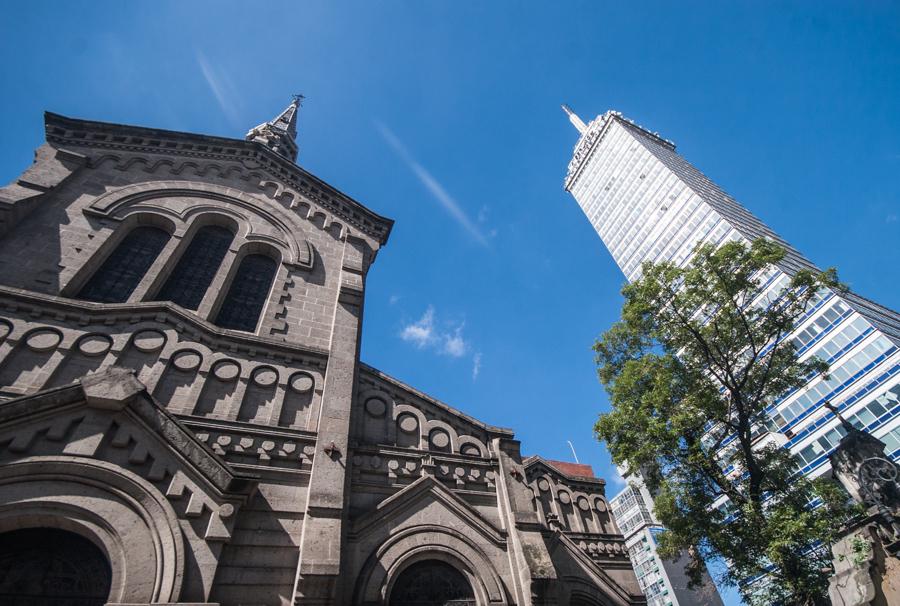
[548,531,643,606]
[0,367,256,541]
[44,111,393,246]
[349,475,505,545]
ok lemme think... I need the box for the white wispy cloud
[442,325,467,357]
[376,122,489,247]
[399,306,470,360]
[472,352,482,380]
[196,51,242,128]
[389,294,401,305]
[400,306,436,348]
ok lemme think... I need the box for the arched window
[214,253,278,332]
[0,527,112,606]
[389,560,475,606]
[155,224,234,310]
[78,226,170,303]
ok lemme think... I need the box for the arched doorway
[389,560,476,606]
[0,527,112,606]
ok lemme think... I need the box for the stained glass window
[214,253,278,332]
[156,225,234,310]
[78,226,169,303]
[389,560,475,606]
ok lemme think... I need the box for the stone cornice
[0,286,329,367]
[524,455,606,488]
[0,373,257,497]
[359,362,515,437]
[44,112,394,246]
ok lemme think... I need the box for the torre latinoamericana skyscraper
[563,105,900,603]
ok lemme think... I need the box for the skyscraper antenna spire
[562,104,587,134]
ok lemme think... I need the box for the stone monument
[826,404,900,606]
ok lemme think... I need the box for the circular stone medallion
[558,491,572,505]
[365,397,386,417]
[596,499,608,512]
[212,360,241,382]
[25,329,62,352]
[0,322,12,340]
[430,430,450,449]
[537,478,551,492]
[132,329,166,352]
[398,414,418,434]
[289,372,314,393]
[77,334,112,357]
[172,350,202,371]
[577,496,590,511]
[252,367,279,387]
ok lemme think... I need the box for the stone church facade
[0,100,645,606]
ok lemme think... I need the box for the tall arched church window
[389,560,476,606]
[214,253,278,332]
[156,225,234,310]
[78,226,170,303]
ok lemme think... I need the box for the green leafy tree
[594,239,856,605]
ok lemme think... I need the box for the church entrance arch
[0,527,112,606]
[389,560,476,606]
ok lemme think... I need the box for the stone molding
[350,476,506,544]
[353,522,508,606]
[82,181,316,269]
[550,531,644,606]
[0,286,330,361]
[186,417,316,476]
[359,363,514,438]
[0,456,185,604]
[44,112,393,245]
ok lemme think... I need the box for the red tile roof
[545,459,595,478]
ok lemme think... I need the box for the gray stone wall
[0,150,372,350]
[0,111,646,606]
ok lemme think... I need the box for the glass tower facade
[564,107,900,597]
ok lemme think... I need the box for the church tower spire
[246,95,303,162]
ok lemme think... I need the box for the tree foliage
[594,239,856,605]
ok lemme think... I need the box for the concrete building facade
[0,102,646,606]
[610,483,722,606]
[563,105,900,596]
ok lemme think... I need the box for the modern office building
[563,104,900,596]
[611,482,723,606]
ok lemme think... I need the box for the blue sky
[2,2,898,602]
